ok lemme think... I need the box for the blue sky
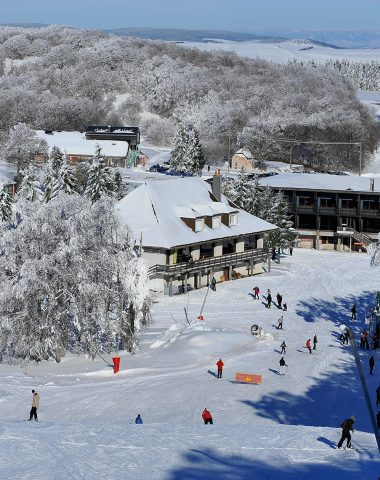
[2,0,379,32]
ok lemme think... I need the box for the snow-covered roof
[36,130,129,158]
[234,148,253,159]
[258,173,380,194]
[116,177,277,249]
[0,161,16,185]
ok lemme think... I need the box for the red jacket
[202,409,212,421]
[306,340,311,348]
[216,360,224,369]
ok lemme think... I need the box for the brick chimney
[212,169,222,201]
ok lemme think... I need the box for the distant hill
[106,27,286,43]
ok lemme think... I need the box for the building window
[362,200,377,210]
[212,215,221,229]
[298,196,313,206]
[229,213,238,226]
[195,218,204,232]
[244,235,257,250]
[319,198,334,208]
[200,243,213,258]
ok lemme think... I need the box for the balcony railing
[148,248,269,278]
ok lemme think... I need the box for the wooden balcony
[148,248,269,278]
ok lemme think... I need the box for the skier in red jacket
[202,408,213,424]
[216,358,224,378]
[306,339,312,354]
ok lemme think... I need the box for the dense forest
[0,25,377,171]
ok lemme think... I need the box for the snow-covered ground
[0,249,379,478]
[183,39,380,64]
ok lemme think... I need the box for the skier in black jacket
[337,416,355,449]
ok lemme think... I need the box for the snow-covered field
[1,249,380,478]
[184,39,380,64]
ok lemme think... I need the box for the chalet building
[259,173,380,251]
[36,126,141,167]
[231,148,255,172]
[116,174,277,295]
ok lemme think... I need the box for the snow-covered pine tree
[56,154,76,194]
[17,166,41,202]
[268,191,297,248]
[44,158,59,203]
[185,127,205,175]
[114,169,124,200]
[230,170,255,212]
[85,146,114,203]
[50,146,64,174]
[0,185,12,222]
[0,194,151,363]
[170,124,187,172]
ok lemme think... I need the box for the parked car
[149,164,167,173]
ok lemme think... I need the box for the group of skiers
[260,288,287,311]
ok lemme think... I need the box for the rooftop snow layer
[258,172,380,193]
[36,130,129,158]
[116,177,277,249]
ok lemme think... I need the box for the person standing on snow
[202,408,213,425]
[337,416,355,449]
[29,389,40,421]
[306,339,312,354]
[370,355,375,375]
[277,316,284,330]
[135,414,143,424]
[280,341,286,354]
[216,358,224,378]
[279,357,288,375]
[267,292,272,309]
[282,303,287,312]
[313,334,318,350]
[351,304,357,321]
[253,286,260,300]
[276,292,283,309]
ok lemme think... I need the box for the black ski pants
[29,407,38,420]
[217,369,223,378]
[204,418,213,424]
[338,430,351,448]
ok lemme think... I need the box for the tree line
[0,25,376,172]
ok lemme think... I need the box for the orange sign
[235,373,262,384]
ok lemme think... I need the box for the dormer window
[195,218,204,232]
[229,213,238,226]
[212,215,221,229]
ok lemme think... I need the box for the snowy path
[0,249,379,478]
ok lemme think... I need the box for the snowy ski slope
[0,249,379,478]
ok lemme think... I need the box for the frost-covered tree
[85,146,114,202]
[2,123,48,175]
[0,185,12,222]
[170,124,188,171]
[114,170,124,200]
[56,154,76,194]
[17,166,41,202]
[170,125,205,175]
[0,194,150,362]
[50,146,64,174]
[44,158,59,203]
[185,127,205,175]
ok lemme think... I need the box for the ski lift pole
[198,274,216,320]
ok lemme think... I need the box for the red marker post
[112,357,120,374]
